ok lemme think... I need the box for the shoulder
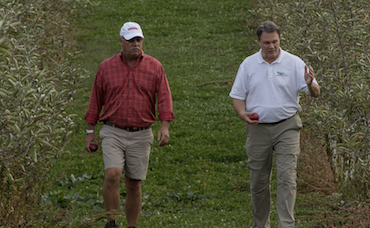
[280,49,304,64]
[239,51,260,67]
[142,53,165,74]
[279,49,306,79]
[99,53,121,68]
[143,53,163,66]
[238,51,262,74]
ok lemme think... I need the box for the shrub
[0,0,93,226]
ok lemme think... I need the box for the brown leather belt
[103,120,150,132]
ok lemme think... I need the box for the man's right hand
[85,133,99,152]
[233,99,258,125]
[244,112,259,125]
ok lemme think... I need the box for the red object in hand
[89,143,98,152]
[250,113,259,121]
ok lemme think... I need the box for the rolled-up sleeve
[85,67,104,125]
[156,66,174,122]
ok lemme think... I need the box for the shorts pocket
[99,125,107,139]
[149,130,154,146]
[294,114,303,130]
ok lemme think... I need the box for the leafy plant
[0,0,94,226]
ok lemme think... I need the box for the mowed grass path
[46,0,321,227]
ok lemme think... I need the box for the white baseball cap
[119,22,144,40]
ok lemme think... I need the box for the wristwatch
[86,129,95,134]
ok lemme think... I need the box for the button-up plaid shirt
[85,51,174,127]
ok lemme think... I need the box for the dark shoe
[105,220,119,228]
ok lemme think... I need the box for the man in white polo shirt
[229,21,320,228]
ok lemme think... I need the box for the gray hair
[257,21,280,40]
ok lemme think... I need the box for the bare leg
[125,176,142,227]
[103,168,123,217]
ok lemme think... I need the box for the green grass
[45,0,327,227]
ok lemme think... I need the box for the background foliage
[0,0,93,226]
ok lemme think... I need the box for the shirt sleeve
[85,65,104,125]
[156,65,174,122]
[229,62,248,100]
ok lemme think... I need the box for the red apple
[90,143,98,152]
[250,113,259,121]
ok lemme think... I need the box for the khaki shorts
[99,124,154,180]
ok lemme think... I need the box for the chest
[103,66,157,91]
[248,64,298,90]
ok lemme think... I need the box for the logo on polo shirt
[277,71,287,76]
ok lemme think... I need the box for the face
[258,31,280,63]
[120,37,143,60]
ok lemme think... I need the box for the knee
[105,168,122,184]
[250,171,271,190]
[277,168,297,186]
[125,176,141,193]
[250,180,270,194]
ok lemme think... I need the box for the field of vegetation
[1,0,370,227]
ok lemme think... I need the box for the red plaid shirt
[85,51,174,127]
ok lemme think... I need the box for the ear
[257,39,262,48]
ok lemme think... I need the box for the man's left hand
[304,65,321,97]
[304,65,315,86]
[157,121,170,147]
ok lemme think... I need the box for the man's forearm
[233,99,246,117]
[160,120,170,129]
[87,123,96,130]
[308,83,320,98]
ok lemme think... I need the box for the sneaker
[105,220,119,228]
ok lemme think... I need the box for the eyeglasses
[126,37,143,43]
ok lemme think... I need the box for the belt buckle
[132,127,141,132]
[126,127,136,132]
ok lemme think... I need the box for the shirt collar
[119,50,144,64]
[258,47,284,64]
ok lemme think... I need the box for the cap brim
[123,32,144,40]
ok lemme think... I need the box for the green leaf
[11,124,21,134]
[36,138,55,149]
[31,147,37,162]
[7,173,14,182]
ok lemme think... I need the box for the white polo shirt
[229,48,318,123]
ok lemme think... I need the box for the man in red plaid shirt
[84,22,174,228]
